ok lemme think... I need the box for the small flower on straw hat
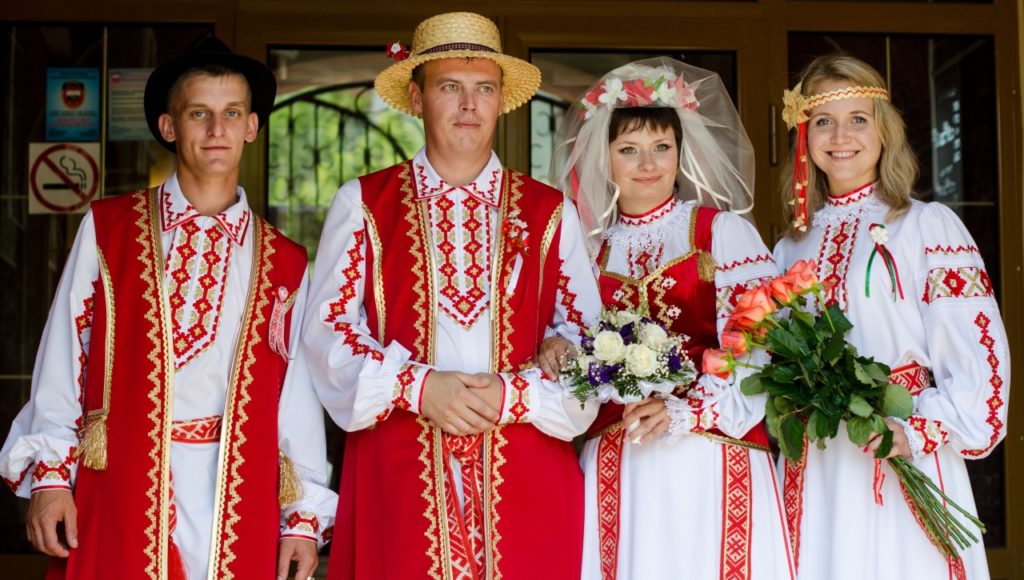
[373,12,541,117]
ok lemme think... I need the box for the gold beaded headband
[783,82,890,232]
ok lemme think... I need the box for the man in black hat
[0,37,335,579]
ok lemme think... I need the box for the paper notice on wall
[46,68,101,141]
[108,68,154,141]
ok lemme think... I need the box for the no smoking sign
[28,142,101,214]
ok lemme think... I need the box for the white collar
[605,198,691,253]
[159,173,251,246]
[412,148,504,207]
[813,182,884,227]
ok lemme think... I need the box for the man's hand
[27,488,77,557]
[537,336,575,380]
[420,371,500,436]
[622,397,670,445]
[277,537,318,580]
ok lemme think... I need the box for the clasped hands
[420,370,504,436]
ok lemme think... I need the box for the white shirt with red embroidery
[304,148,601,438]
[773,182,1009,580]
[578,199,794,580]
[0,174,337,576]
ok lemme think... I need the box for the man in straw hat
[303,11,602,580]
[0,36,336,579]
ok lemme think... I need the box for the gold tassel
[278,451,303,506]
[698,251,716,282]
[78,413,108,471]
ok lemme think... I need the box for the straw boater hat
[374,12,541,117]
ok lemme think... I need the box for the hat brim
[374,51,541,117]
[145,50,277,152]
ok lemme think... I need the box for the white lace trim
[662,395,695,445]
[605,200,693,253]
[812,197,887,227]
[890,416,926,461]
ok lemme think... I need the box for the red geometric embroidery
[924,244,980,256]
[415,164,501,207]
[166,220,231,368]
[962,312,1005,457]
[213,210,251,246]
[335,323,385,363]
[392,365,416,411]
[922,267,993,304]
[782,438,809,573]
[170,415,223,443]
[815,219,859,310]
[908,416,948,455]
[4,465,32,493]
[596,427,626,580]
[74,283,98,428]
[556,267,584,329]
[619,197,676,227]
[441,434,484,580]
[716,254,775,273]
[825,182,874,207]
[285,511,320,535]
[325,229,384,362]
[627,244,664,279]
[32,460,70,485]
[720,445,753,580]
[507,374,530,423]
[431,194,491,329]
[888,363,931,396]
[321,525,334,543]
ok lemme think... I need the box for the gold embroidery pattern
[217,221,276,579]
[415,418,444,580]
[139,189,172,579]
[96,249,116,416]
[539,199,563,271]
[486,427,509,579]
[362,203,387,340]
[401,163,436,364]
[491,172,518,371]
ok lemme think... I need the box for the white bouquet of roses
[561,308,697,405]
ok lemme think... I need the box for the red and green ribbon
[865,224,905,301]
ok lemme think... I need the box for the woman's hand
[537,336,576,380]
[865,417,912,459]
[622,397,670,445]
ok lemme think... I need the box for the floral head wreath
[781,82,890,232]
[551,58,756,254]
[580,71,699,120]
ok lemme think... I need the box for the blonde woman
[774,53,1008,580]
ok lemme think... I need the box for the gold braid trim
[781,83,890,130]
[278,450,303,506]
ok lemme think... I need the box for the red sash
[50,189,307,579]
[328,162,583,580]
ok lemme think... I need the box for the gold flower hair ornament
[782,83,890,232]
[781,85,809,130]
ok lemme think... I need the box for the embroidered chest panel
[814,217,860,311]
[164,218,233,368]
[428,193,493,329]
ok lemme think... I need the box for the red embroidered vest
[52,189,307,580]
[328,162,584,580]
[587,206,768,448]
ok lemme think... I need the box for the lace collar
[605,198,690,252]
[813,182,885,226]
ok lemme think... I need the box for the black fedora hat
[144,36,277,152]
